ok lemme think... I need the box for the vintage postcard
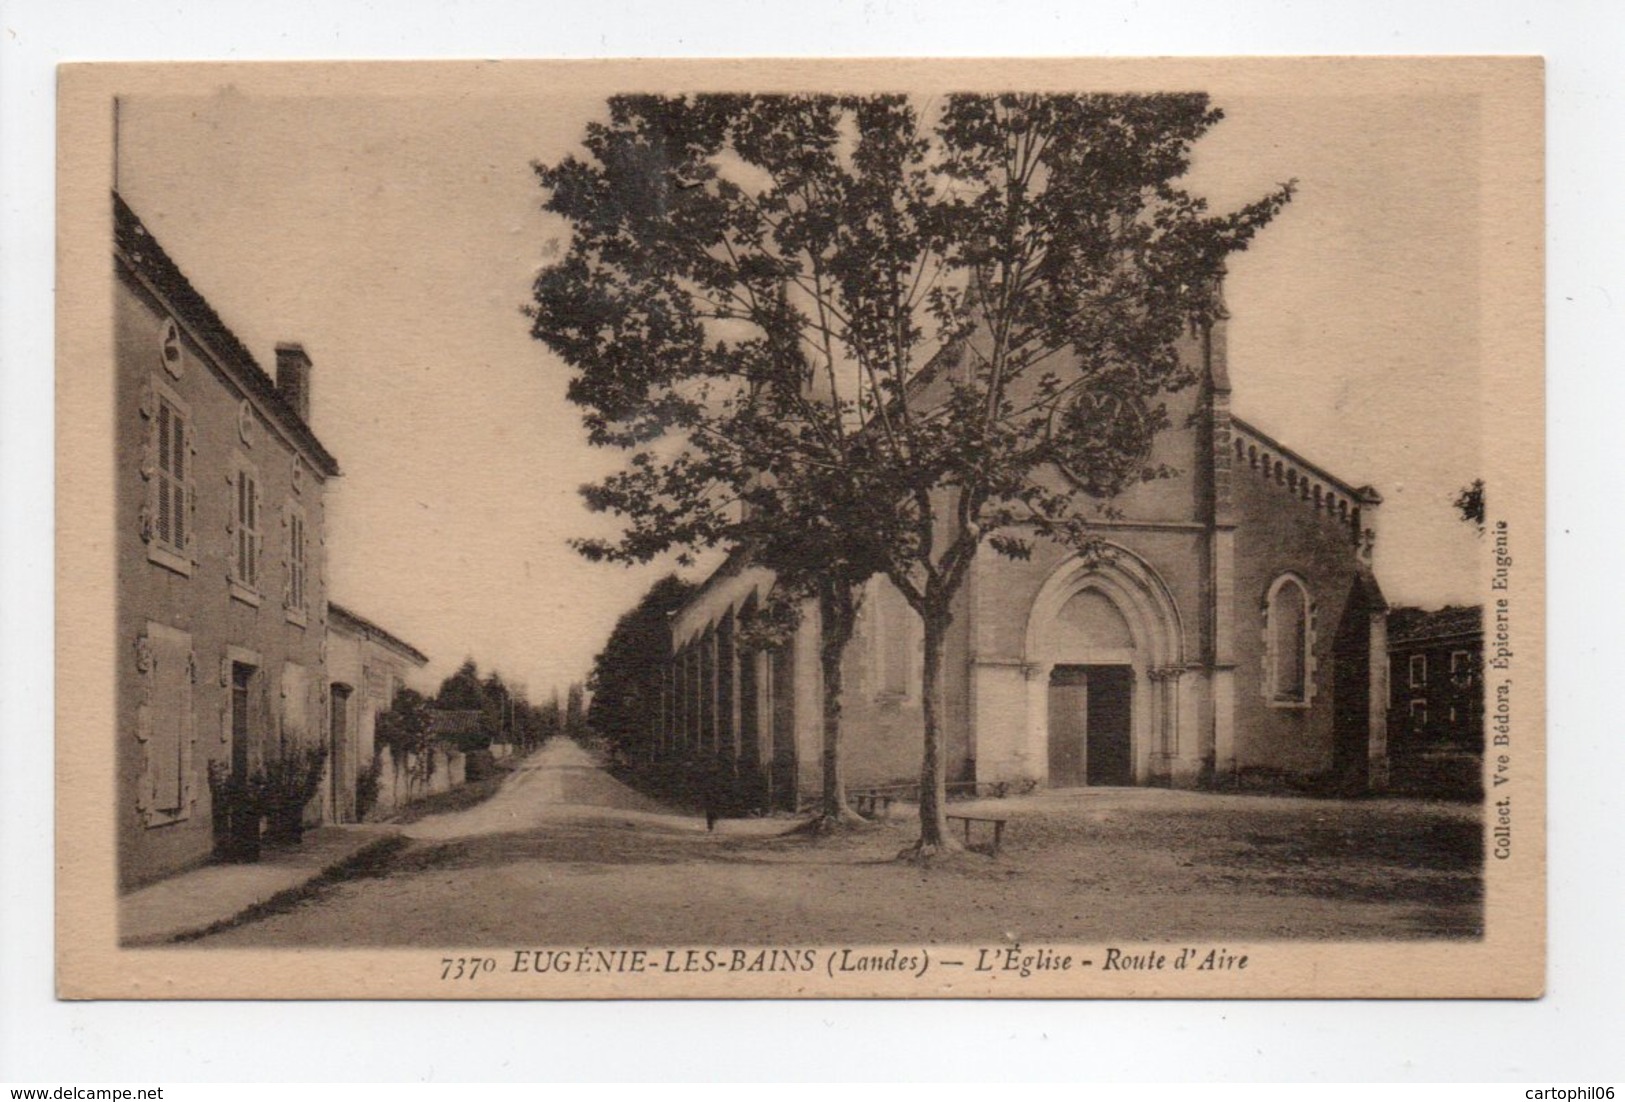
[57,57,1543,999]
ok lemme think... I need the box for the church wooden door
[1048,664,1134,787]
[1047,666,1089,787]
[1084,666,1133,786]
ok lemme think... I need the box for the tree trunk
[815,578,861,826]
[915,601,954,852]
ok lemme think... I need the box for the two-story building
[116,192,341,888]
[1387,604,1484,798]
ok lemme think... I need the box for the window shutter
[252,478,264,589]
[155,402,173,546]
[281,502,292,607]
[139,386,157,544]
[184,420,198,559]
[153,639,183,811]
[226,468,239,581]
[138,379,157,478]
[141,625,192,816]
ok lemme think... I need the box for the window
[1409,654,1427,689]
[285,501,308,623]
[1264,574,1314,706]
[1410,699,1428,731]
[141,379,195,575]
[230,461,264,603]
[1450,649,1472,686]
[155,397,187,551]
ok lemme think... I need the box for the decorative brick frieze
[1231,419,1382,549]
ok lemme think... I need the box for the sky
[115,78,1484,700]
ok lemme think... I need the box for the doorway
[330,683,353,821]
[215,660,262,859]
[1047,664,1134,787]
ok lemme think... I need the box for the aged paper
[57,57,1543,999]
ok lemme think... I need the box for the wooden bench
[850,791,896,818]
[946,813,1008,855]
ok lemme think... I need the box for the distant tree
[587,574,696,763]
[531,93,1290,853]
[513,697,548,750]
[565,681,588,742]
[1454,479,1485,532]
[435,659,484,712]
[479,671,512,744]
[532,691,562,744]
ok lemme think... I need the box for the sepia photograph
[55,57,1543,999]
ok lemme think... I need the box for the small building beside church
[658,306,1390,808]
[1386,604,1484,798]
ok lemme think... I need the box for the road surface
[197,739,1482,947]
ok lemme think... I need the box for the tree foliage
[531,93,1292,849]
[375,686,436,784]
[564,681,589,742]
[1453,478,1485,532]
[587,573,696,763]
[435,659,485,712]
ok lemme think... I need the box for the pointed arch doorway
[1025,546,1187,787]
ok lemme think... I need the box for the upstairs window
[155,396,188,552]
[140,377,195,575]
[1409,654,1427,689]
[1264,574,1314,706]
[1450,649,1472,686]
[285,502,308,622]
[229,461,264,602]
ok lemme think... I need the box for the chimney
[275,343,313,424]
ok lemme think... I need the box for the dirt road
[198,739,1481,947]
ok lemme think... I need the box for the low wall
[372,745,468,817]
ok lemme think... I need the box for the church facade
[661,310,1390,806]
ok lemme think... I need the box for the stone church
[660,307,1390,808]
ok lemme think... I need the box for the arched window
[1264,574,1314,706]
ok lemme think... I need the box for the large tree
[530,93,1291,852]
[531,95,895,826]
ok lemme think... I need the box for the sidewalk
[119,824,401,946]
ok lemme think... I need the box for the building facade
[661,308,1390,807]
[1387,605,1484,798]
[116,193,341,889]
[325,602,429,822]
